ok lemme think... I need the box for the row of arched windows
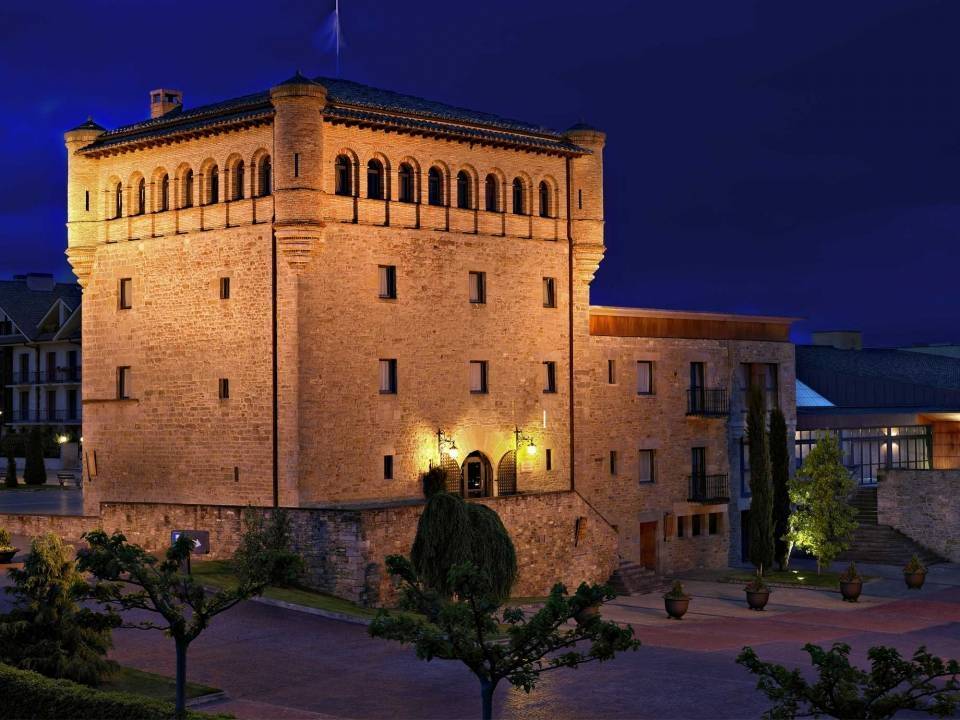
[334,155,558,218]
[109,154,272,220]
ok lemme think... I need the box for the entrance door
[465,459,484,498]
[639,522,657,570]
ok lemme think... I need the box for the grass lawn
[102,665,219,701]
[719,568,867,589]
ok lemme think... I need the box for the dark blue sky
[2,0,958,347]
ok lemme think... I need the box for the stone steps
[608,561,660,596]
[838,524,946,566]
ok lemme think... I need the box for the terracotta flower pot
[664,597,690,620]
[745,589,770,611]
[574,603,601,625]
[904,571,926,590]
[839,579,863,602]
[0,548,19,564]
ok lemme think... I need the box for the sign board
[171,530,210,555]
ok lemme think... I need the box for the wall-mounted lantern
[437,428,459,460]
[515,426,537,456]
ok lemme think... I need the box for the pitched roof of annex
[76,76,589,157]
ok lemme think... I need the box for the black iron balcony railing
[6,368,82,386]
[9,408,83,424]
[688,473,730,503]
[686,388,729,417]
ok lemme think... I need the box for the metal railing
[6,368,82,385]
[686,388,729,417]
[8,408,83,424]
[688,473,730,503]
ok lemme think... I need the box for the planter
[745,589,770,611]
[664,597,690,620]
[0,548,19,564]
[574,603,601,625]
[904,571,926,590]
[839,579,863,602]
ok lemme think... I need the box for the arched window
[512,178,525,215]
[232,161,244,201]
[114,182,123,218]
[456,171,471,209]
[367,159,384,200]
[484,174,499,212]
[258,156,271,197]
[428,167,443,206]
[183,170,194,208]
[398,163,415,203]
[335,155,352,196]
[159,174,169,211]
[207,165,219,205]
[136,178,146,215]
[538,181,550,218]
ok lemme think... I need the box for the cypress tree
[770,407,792,570]
[22,428,46,486]
[4,438,17,488]
[747,385,775,574]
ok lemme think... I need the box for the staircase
[837,486,946,566]
[608,560,660,596]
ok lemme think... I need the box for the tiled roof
[0,280,82,344]
[79,76,587,155]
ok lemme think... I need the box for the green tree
[4,437,17,488]
[747,385,775,574]
[0,533,119,685]
[233,508,305,588]
[78,527,296,718]
[411,491,517,602]
[770,407,792,570]
[738,643,960,719]
[786,433,858,574]
[22,428,46,486]
[371,557,640,720]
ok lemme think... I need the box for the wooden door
[639,522,657,570]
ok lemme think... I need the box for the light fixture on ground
[515,426,537,456]
[437,429,459,460]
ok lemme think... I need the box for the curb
[187,691,229,708]
[249,595,373,626]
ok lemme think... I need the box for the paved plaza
[0,485,83,515]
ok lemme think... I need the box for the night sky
[2,0,959,347]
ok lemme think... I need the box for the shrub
[0,662,218,720]
[22,428,46,486]
[664,581,689,600]
[840,561,861,582]
[420,465,447,498]
[234,508,305,588]
[905,555,926,575]
[0,528,12,550]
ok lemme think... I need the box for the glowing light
[448,443,459,460]
[57,434,69,444]
[797,576,805,581]
[525,440,537,456]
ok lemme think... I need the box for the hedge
[0,663,224,720]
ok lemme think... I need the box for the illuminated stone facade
[65,75,795,578]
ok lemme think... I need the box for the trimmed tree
[786,433,858,574]
[747,385,775,575]
[0,533,119,685]
[769,407,792,570]
[22,428,46,486]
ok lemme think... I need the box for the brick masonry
[878,469,960,562]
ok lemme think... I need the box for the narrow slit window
[378,265,397,299]
[608,359,616,384]
[469,360,488,394]
[220,277,231,300]
[85,190,90,212]
[546,448,553,471]
[610,450,618,475]
[379,359,397,394]
[384,455,394,480]
[219,378,230,399]
[468,271,486,304]
[542,277,556,308]
[294,153,300,178]
[117,366,131,400]
[119,278,132,310]
[543,361,557,393]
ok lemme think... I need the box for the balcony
[7,368,82,386]
[688,474,729,503]
[8,408,83,424]
[686,388,729,417]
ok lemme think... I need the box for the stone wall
[878,469,960,561]
[0,512,99,542]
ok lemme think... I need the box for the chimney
[811,330,862,351]
[150,88,183,119]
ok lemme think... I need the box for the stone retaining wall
[878,469,960,562]
[0,491,618,606]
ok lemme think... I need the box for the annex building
[57,75,796,601]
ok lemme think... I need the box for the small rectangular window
[692,514,702,537]
[119,278,132,310]
[543,361,557,393]
[378,265,397,299]
[469,271,486,304]
[709,513,719,535]
[220,277,231,300]
[85,190,90,212]
[379,359,397,394]
[294,153,300,178]
[609,450,618,475]
[234,466,240,483]
[384,455,394,480]
[677,515,685,538]
[546,448,553,471]
[219,378,230,399]
[608,359,616,384]
[638,449,656,484]
[542,277,556,308]
[117,366,130,400]
[637,361,653,395]
[469,360,488,394]
[578,189,583,210]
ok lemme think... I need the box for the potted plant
[903,555,926,590]
[0,528,19,564]
[663,580,690,619]
[745,575,771,611]
[838,561,863,602]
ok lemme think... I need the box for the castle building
[63,75,796,596]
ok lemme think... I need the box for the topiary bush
[22,428,46,486]
[420,465,448,498]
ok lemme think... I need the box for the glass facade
[794,425,932,485]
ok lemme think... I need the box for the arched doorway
[461,451,493,498]
[496,450,517,496]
